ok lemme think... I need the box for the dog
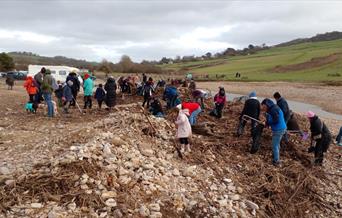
[37,100,58,116]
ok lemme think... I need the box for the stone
[138,143,154,157]
[114,209,123,217]
[149,212,163,218]
[0,166,10,175]
[223,178,232,183]
[105,198,117,207]
[100,212,107,217]
[67,202,76,211]
[101,191,117,199]
[31,203,43,208]
[172,168,180,176]
[237,187,243,194]
[149,203,160,212]
[112,137,125,146]
[182,166,196,177]
[218,199,228,207]
[139,205,150,217]
[5,179,15,185]
[230,194,240,201]
[118,176,131,185]
[245,200,259,210]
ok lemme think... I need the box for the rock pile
[0,104,258,217]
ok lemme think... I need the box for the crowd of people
[18,69,341,166]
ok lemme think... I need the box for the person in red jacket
[177,102,202,125]
[210,87,226,118]
[23,76,37,103]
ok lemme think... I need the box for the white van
[28,65,83,83]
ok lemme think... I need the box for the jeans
[271,129,286,163]
[43,93,54,117]
[336,127,342,144]
[189,108,202,125]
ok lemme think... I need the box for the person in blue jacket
[261,98,287,166]
[163,85,178,109]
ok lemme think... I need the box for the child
[149,97,164,117]
[95,84,106,109]
[62,80,74,113]
[54,80,64,107]
[175,108,192,154]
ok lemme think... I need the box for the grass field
[160,39,342,82]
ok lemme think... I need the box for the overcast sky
[0,0,341,62]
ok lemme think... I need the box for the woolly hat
[249,91,256,98]
[176,104,182,110]
[307,111,315,118]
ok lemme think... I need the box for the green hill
[161,39,342,82]
[8,52,98,71]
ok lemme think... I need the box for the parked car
[6,72,27,80]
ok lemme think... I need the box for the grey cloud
[0,0,341,62]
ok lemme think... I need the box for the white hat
[176,104,182,110]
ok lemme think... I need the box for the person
[192,89,205,109]
[54,81,64,107]
[62,80,73,113]
[163,85,178,109]
[175,108,192,154]
[23,76,37,103]
[149,97,164,117]
[5,75,15,90]
[66,72,80,106]
[237,91,260,136]
[142,78,154,108]
[307,111,332,165]
[336,126,342,146]
[273,92,291,124]
[189,80,196,91]
[83,73,94,110]
[41,69,54,117]
[104,77,117,110]
[142,73,147,84]
[261,98,287,166]
[95,84,106,109]
[178,102,202,126]
[237,91,262,153]
[34,68,45,103]
[210,87,226,118]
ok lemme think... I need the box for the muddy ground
[0,79,341,217]
[198,81,342,118]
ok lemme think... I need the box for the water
[226,93,342,121]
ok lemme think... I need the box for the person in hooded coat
[23,76,37,103]
[63,80,74,113]
[336,126,342,146]
[261,98,287,166]
[176,108,192,153]
[210,87,226,118]
[149,97,164,117]
[307,111,332,165]
[66,72,80,106]
[83,73,94,109]
[95,84,106,109]
[104,77,117,109]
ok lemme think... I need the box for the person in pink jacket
[176,108,192,153]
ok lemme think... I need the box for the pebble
[105,198,117,207]
[149,203,160,212]
[245,200,259,210]
[0,166,10,175]
[31,203,43,208]
[139,205,150,217]
[101,191,117,199]
[172,168,180,176]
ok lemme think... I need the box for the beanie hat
[249,91,256,98]
[307,111,315,118]
[176,104,182,110]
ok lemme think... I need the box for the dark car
[6,72,27,80]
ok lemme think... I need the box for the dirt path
[198,81,342,116]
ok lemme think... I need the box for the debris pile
[0,92,341,217]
